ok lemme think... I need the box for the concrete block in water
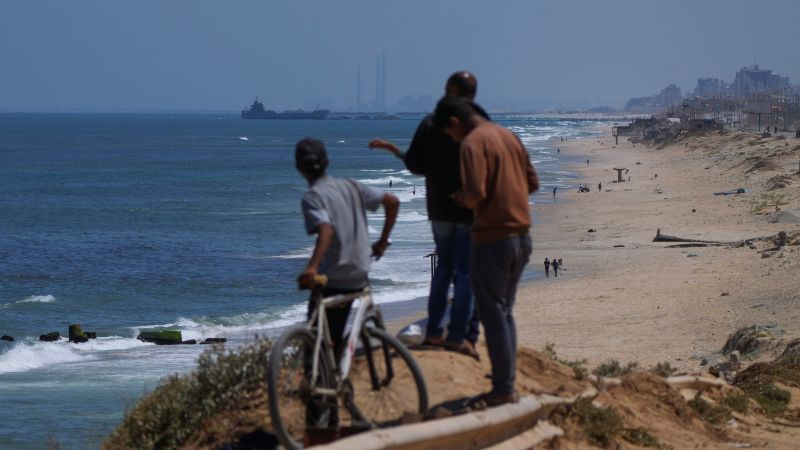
[137,330,182,345]
[201,338,227,344]
[39,332,60,342]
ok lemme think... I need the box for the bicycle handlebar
[299,274,329,290]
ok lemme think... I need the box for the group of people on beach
[295,71,539,410]
[543,257,561,278]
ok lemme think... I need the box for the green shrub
[720,391,749,414]
[622,427,672,450]
[573,397,622,448]
[689,394,730,425]
[592,360,639,378]
[649,362,677,378]
[103,338,272,449]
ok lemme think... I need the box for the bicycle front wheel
[345,327,428,426]
[267,326,333,450]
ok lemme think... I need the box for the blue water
[0,113,602,449]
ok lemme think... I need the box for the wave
[397,211,427,222]
[0,294,57,309]
[131,303,310,341]
[0,336,148,374]
[271,246,313,259]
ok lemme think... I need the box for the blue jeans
[471,235,532,394]
[427,220,476,344]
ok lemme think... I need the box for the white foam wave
[272,247,313,259]
[397,211,427,222]
[18,295,56,304]
[133,304,310,341]
[1,295,57,309]
[373,286,429,305]
[0,339,90,374]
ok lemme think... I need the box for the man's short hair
[446,71,477,98]
[433,95,476,131]
[295,137,328,176]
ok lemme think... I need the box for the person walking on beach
[295,137,399,427]
[544,257,550,278]
[436,95,539,407]
[598,182,602,192]
[551,258,559,277]
[367,71,488,359]
[552,186,557,200]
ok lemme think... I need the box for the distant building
[624,96,658,113]
[658,83,682,107]
[624,83,682,113]
[694,78,723,97]
[732,65,790,96]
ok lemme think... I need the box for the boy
[295,137,399,355]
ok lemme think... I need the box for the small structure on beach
[613,168,626,182]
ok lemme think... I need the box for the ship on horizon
[241,97,329,120]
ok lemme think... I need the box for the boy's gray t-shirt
[302,175,385,290]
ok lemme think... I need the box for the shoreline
[517,126,800,369]
[389,122,800,370]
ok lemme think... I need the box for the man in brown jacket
[434,95,539,406]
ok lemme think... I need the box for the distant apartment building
[624,83,682,112]
[732,65,790,96]
[693,78,723,96]
[658,84,682,107]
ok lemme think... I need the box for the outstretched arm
[372,193,399,259]
[298,223,333,288]
[368,139,404,158]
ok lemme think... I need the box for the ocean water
[0,113,602,449]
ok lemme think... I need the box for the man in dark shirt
[368,71,485,359]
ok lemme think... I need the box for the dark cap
[295,137,328,173]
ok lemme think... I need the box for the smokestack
[375,55,381,112]
[356,65,361,111]
[381,50,387,111]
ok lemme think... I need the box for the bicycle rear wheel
[267,326,334,450]
[345,327,428,426]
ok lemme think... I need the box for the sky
[1,0,799,112]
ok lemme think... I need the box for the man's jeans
[427,220,477,344]
[471,235,532,395]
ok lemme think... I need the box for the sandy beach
[517,126,800,369]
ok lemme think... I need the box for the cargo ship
[240,97,329,120]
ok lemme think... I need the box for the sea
[0,113,604,449]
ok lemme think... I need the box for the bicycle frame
[306,286,383,397]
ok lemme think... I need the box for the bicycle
[267,275,428,449]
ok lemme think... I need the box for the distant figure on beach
[598,182,602,192]
[436,95,539,407]
[551,258,559,277]
[544,257,550,278]
[586,159,590,166]
[367,71,488,359]
[412,186,416,196]
[774,126,778,134]
[557,148,560,154]
[389,180,393,188]
[553,186,557,200]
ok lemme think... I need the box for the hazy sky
[2,0,799,111]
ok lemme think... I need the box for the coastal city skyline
[2,0,800,112]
